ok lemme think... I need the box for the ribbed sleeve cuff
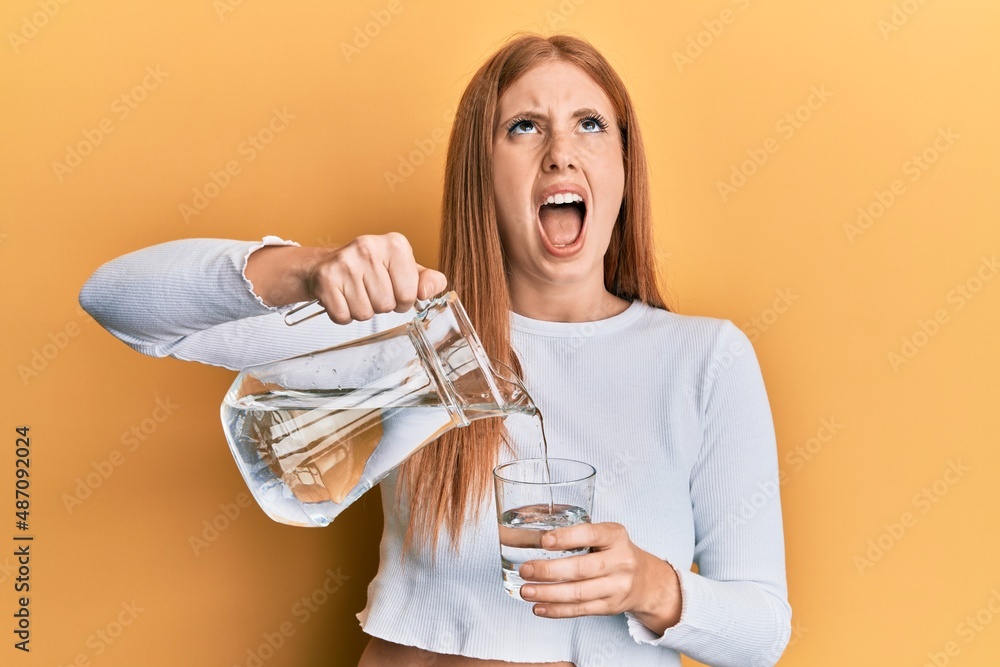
[625,564,791,666]
[624,560,691,645]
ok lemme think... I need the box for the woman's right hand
[245,232,448,324]
[305,233,447,324]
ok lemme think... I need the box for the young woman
[81,34,791,667]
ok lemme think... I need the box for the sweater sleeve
[624,320,792,667]
[78,236,410,371]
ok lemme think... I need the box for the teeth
[543,192,583,206]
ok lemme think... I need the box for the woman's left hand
[518,522,683,634]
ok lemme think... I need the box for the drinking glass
[493,458,596,600]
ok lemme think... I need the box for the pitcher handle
[283,299,325,326]
[283,293,443,327]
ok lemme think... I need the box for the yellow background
[2,0,999,665]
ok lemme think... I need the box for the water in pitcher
[222,386,543,526]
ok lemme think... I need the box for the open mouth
[538,195,587,250]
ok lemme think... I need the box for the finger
[530,597,617,619]
[520,576,618,606]
[308,261,353,325]
[415,265,448,300]
[520,551,609,583]
[540,522,625,552]
[318,286,352,325]
[362,259,397,315]
[384,243,419,313]
[342,268,375,321]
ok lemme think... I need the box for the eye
[580,114,610,133]
[507,118,537,135]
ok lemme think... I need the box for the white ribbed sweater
[79,236,792,667]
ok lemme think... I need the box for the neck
[508,276,631,322]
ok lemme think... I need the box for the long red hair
[397,33,671,555]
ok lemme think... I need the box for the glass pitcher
[220,291,535,527]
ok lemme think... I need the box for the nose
[542,129,576,172]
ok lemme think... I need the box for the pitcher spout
[488,358,537,417]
